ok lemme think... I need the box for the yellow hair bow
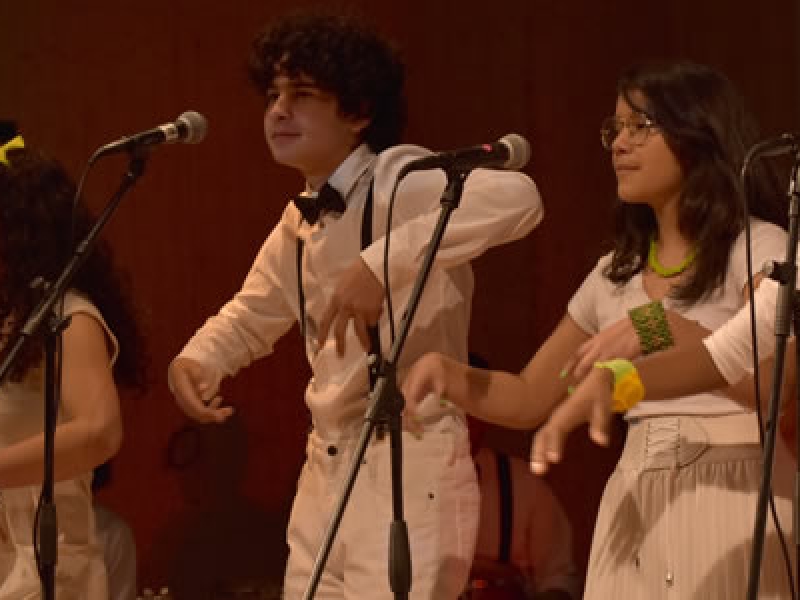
[0,135,24,166]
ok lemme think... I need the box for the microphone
[398,133,530,178]
[91,111,208,162]
[746,133,799,161]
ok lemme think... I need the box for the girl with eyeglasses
[402,62,795,598]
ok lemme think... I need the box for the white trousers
[283,420,480,600]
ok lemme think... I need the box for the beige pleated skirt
[584,413,796,600]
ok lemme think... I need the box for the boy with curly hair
[168,12,543,599]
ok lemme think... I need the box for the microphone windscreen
[500,133,530,170]
[178,111,208,144]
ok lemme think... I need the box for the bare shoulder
[61,311,113,365]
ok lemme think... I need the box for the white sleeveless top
[0,291,118,599]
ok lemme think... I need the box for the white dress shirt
[180,143,543,438]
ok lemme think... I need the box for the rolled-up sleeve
[703,278,780,385]
[360,145,544,289]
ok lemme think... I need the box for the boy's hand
[168,357,232,423]
[318,258,385,355]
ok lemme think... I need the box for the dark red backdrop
[1,1,798,595]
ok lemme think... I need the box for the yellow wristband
[594,359,645,413]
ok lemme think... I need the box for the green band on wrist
[594,358,645,413]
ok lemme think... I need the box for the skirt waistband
[621,413,762,471]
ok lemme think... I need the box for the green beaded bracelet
[628,300,674,355]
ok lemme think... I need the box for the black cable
[740,157,796,600]
[383,176,402,345]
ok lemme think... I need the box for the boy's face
[263,73,369,187]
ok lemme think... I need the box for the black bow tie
[293,183,347,225]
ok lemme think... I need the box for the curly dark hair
[0,120,17,145]
[248,11,406,152]
[604,61,786,304]
[0,147,147,389]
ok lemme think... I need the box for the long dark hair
[605,61,786,304]
[0,147,147,389]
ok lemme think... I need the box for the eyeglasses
[600,114,658,150]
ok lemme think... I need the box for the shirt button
[327,445,338,456]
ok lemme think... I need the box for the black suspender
[359,181,383,389]
[296,239,308,340]
[496,451,514,564]
[296,180,383,388]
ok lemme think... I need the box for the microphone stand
[745,147,800,599]
[302,169,470,600]
[0,149,149,599]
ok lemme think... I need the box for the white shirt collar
[304,144,376,204]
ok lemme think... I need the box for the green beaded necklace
[648,237,697,278]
